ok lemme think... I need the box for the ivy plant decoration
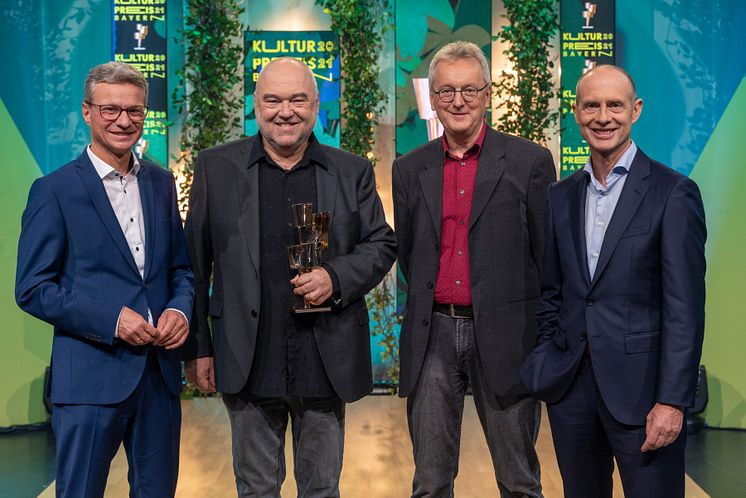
[316,0,401,387]
[493,0,559,145]
[172,0,244,215]
[315,0,391,163]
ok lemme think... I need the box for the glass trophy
[288,203,332,313]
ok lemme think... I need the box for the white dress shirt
[87,146,186,335]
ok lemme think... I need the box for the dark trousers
[221,393,345,498]
[52,351,181,498]
[547,354,686,498]
[407,311,543,498]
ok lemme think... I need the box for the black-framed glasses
[432,83,489,103]
[85,102,148,122]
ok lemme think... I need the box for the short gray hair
[428,41,490,88]
[83,61,148,104]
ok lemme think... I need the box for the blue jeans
[222,394,345,498]
[407,311,543,498]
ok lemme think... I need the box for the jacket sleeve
[392,158,411,283]
[163,174,195,321]
[324,161,397,308]
[535,183,563,345]
[182,154,215,360]
[526,147,557,276]
[15,178,121,344]
[657,176,706,407]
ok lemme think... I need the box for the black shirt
[246,133,337,398]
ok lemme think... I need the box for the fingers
[641,403,683,452]
[162,322,189,350]
[154,312,178,346]
[291,268,332,304]
[185,358,216,393]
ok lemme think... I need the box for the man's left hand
[291,267,333,305]
[641,402,684,452]
[154,310,189,349]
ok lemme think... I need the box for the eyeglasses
[432,83,489,103]
[85,102,148,122]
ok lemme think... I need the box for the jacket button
[422,319,429,327]
[251,310,258,318]
[580,334,587,341]
[586,298,594,306]
[143,282,149,289]
[427,281,434,289]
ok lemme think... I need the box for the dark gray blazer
[393,127,555,397]
[183,135,396,402]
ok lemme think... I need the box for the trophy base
[290,306,332,314]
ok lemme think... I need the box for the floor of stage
[27,396,713,497]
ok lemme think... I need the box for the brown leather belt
[433,302,474,318]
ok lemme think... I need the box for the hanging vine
[172,0,244,215]
[315,0,391,163]
[493,0,559,145]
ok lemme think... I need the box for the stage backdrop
[0,0,744,430]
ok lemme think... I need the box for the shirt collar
[87,145,140,179]
[442,120,488,160]
[583,140,637,191]
[248,132,324,170]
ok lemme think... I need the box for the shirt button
[457,250,463,256]
[135,246,140,252]
[592,252,599,258]
[130,217,134,222]
[459,189,465,195]
[455,280,461,286]
[460,162,465,166]
[459,219,464,225]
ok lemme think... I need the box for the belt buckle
[449,304,468,319]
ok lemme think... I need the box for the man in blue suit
[15,62,193,498]
[521,65,706,497]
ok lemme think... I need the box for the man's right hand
[117,306,159,346]
[185,357,217,393]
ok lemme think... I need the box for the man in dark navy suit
[522,65,706,497]
[16,62,193,497]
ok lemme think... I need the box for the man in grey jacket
[183,58,396,497]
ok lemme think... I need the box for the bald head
[576,64,637,104]
[255,58,318,96]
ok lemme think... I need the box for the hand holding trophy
[288,203,332,313]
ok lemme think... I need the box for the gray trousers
[407,311,543,498]
[222,394,345,498]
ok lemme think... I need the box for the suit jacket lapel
[76,153,140,276]
[236,151,261,275]
[138,165,156,279]
[590,151,651,289]
[469,130,506,232]
[571,172,592,287]
[418,141,445,242]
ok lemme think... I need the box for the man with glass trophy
[183,58,396,497]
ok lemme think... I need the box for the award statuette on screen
[288,203,332,313]
[582,3,597,30]
[134,24,149,51]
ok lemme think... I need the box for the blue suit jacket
[16,151,194,405]
[521,149,706,425]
